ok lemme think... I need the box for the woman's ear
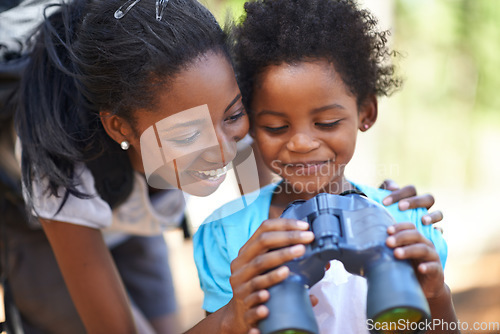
[358,95,378,132]
[99,111,133,145]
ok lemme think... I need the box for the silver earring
[120,140,130,150]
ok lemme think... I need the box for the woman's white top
[29,163,185,246]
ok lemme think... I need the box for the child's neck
[269,176,355,219]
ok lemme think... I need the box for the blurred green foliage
[381,0,500,190]
[202,0,246,23]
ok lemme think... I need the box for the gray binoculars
[258,191,431,334]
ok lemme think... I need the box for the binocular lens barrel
[366,260,431,334]
[258,274,319,334]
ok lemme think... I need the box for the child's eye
[167,131,201,145]
[315,120,341,128]
[263,125,288,133]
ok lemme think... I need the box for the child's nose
[286,132,320,153]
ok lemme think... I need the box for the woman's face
[127,52,249,196]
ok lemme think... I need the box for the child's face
[127,52,249,196]
[251,60,373,197]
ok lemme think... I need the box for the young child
[193,0,458,333]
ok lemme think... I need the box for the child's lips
[282,160,332,175]
[285,160,330,166]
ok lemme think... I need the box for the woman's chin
[179,171,227,197]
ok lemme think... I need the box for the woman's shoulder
[30,163,113,228]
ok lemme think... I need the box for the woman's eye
[167,131,201,145]
[315,120,341,128]
[225,108,246,123]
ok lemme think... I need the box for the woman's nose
[286,132,320,153]
[201,132,237,165]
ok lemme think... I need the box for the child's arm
[386,222,459,334]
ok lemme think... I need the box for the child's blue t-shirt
[193,181,447,313]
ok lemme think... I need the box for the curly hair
[231,0,402,109]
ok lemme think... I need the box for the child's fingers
[236,230,314,269]
[231,265,289,297]
[397,194,435,211]
[421,210,444,225]
[232,243,307,282]
[418,262,441,276]
[239,229,314,259]
[387,228,434,249]
[249,328,261,334]
[309,294,319,307]
[393,243,439,263]
[382,185,416,206]
[416,262,446,299]
[379,179,400,191]
[238,219,313,260]
[244,305,268,331]
[324,262,331,271]
[244,289,270,309]
[386,222,416,235]
[255,218,310,235]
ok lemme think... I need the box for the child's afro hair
[231,0,402,109]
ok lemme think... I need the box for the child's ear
[99,111,133,145]
[358,95,378,132]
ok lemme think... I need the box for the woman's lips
[187,165,229,181]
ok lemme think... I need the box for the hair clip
[156,0,169,21]
[114,0,142,19]
[114,0,169,21]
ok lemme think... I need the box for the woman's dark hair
[231,0,402,110]
[16,0,230,212]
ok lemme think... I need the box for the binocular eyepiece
[258,192,431,334]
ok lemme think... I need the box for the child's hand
[380,179,444,226]
[385,222,447,300]
[225,218,314,334]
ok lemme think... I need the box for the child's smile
[251,60,376,200]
